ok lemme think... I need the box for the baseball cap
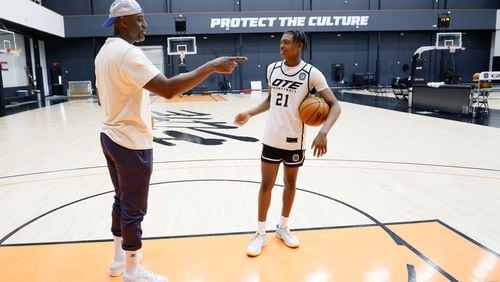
[101,0,144,28]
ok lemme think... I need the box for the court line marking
[407,264,416,282]
[1,158,499,180]
[1,161,499,190]
[3,218,498,259]
[0,219,437,247]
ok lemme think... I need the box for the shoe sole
[246,243,267,257]
[275,233,299,248]
[246,251,261,257]
[109,268,124,277]
[109,253,143,276]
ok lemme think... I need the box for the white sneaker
[276,224,300,248]
[123,267,168,282]
[246,233,267,257]
[109,253,143,277]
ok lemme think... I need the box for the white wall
[0,0,64,37]
[141,46,164,74]
[141,46,164,96]
[0,33,28,88]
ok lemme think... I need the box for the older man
[96,0,247,281]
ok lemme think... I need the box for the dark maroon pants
[100,133,153,251]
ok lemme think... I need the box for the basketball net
[6,48,21,57]
[179,50,186,65]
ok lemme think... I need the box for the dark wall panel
[454,31,492,83]
[43,0,92,15]
[92,0,167,14]
[239,34,282,89]
[310,33,370,85]
[241,0,305,11]
[139,1,168,13]
[44,0,168,15]
[168,35,242,90]
[446,0,500,9]
[380,0,434,10]
[171,0,235,13]
[45,38,96,95]
[92,0,114,15]
[312,0,370,10]
[199,35,237,90]
[378,32,432,84]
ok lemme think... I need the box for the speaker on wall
[411,56,426,84]
[175,17,186,33]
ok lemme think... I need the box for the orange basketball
[299,96,329,126]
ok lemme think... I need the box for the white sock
[279,216,289,228]
[257,221,266,236]
[125,251,140,274]
[113,236,125,263]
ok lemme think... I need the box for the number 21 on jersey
[275,93,289,107]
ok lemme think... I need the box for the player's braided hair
[285,29,308,51]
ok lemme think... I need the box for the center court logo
[152,110,259,146]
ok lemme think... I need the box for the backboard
[0,28,16,53]
[167,37,197,55]
[436,32,462,49]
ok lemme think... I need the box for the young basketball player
[234,29,341,257]
[96,0,246,281]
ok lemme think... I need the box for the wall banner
[210,16,370,31]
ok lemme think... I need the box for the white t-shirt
[263,60,329,150]
[95,37,160,150]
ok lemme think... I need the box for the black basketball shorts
[261,144,305,167]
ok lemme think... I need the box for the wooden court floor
[0,93,499,281]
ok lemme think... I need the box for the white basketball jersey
[263,60,329,150]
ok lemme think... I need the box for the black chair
[218,76,231,94]
[471,88,490,115]
[391,78,409,102]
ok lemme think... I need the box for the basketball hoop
[167,37,196,66]
[6,48,21,57]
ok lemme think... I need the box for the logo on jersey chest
[271,78,303,91]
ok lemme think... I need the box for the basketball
[299,96,329,126]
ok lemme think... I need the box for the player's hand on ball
[234,112,250,126]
